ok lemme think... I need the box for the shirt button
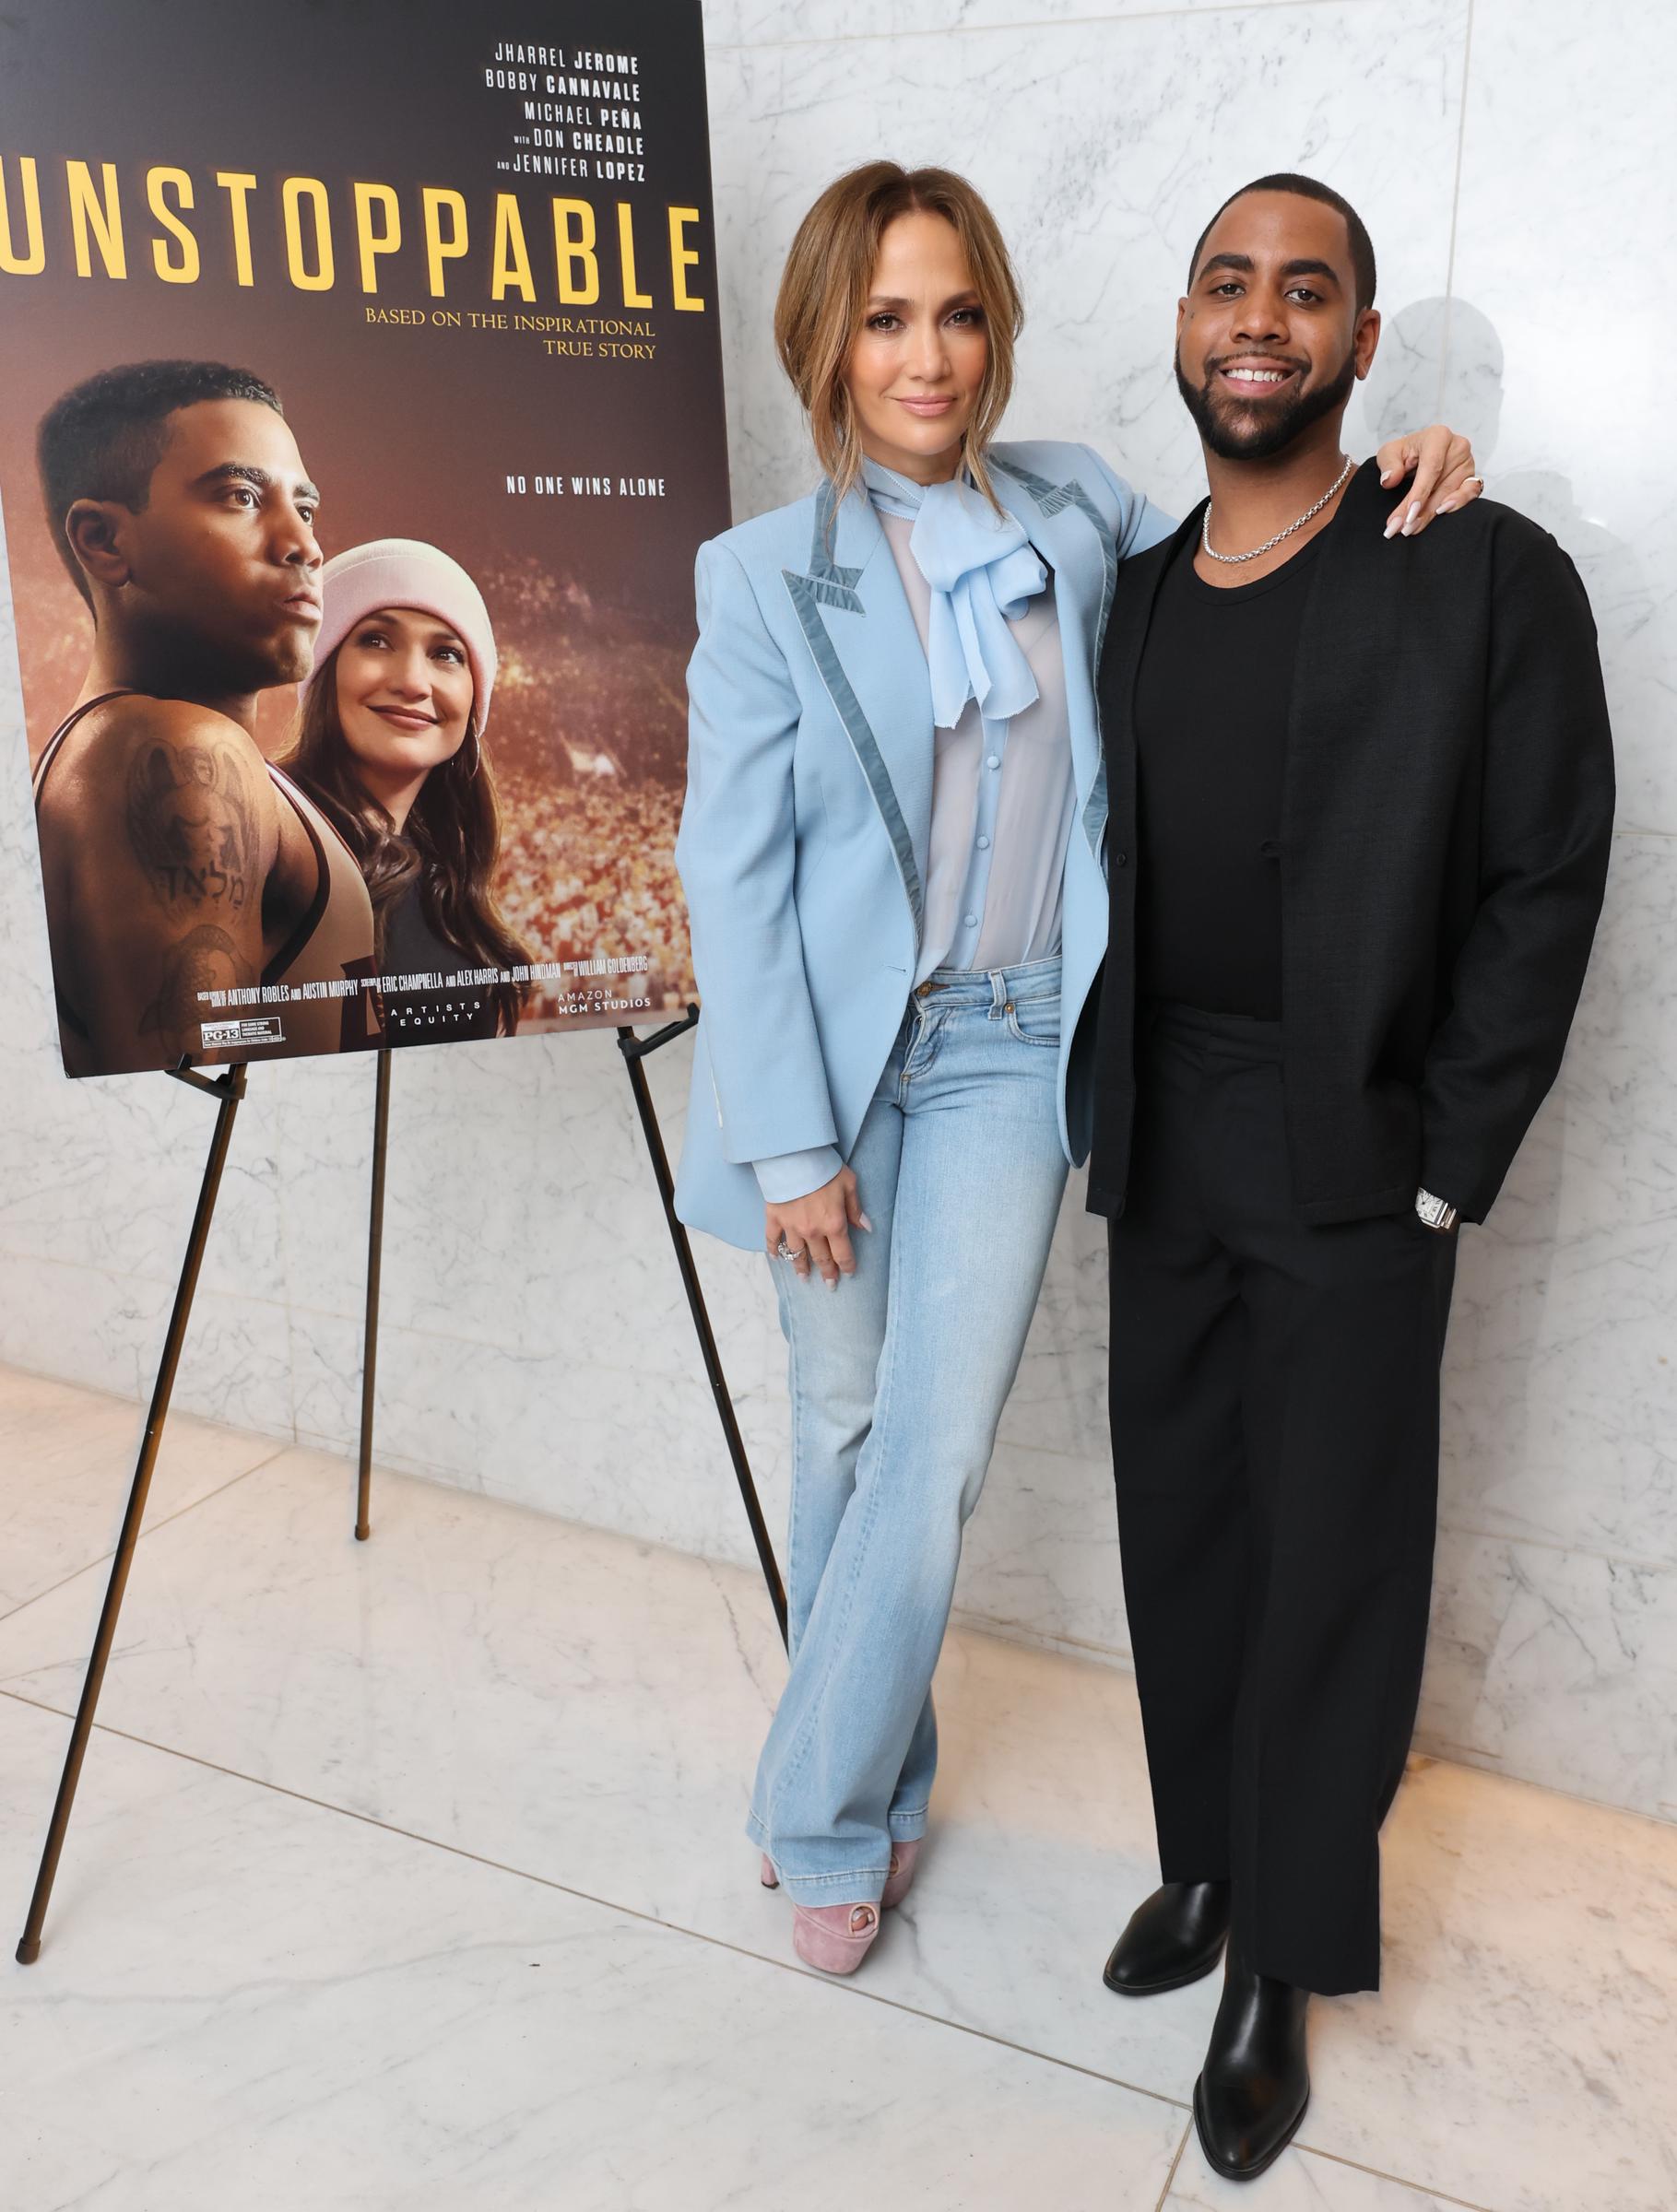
[986,754,1000,771]
[963,912,978,929]
[976,834,991,850]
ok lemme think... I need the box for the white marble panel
[705,1,1469,527]
[3,1447,1674,2210]
[0,1062,278,1296]
[1437,837,1677,1570]
[1409,0,1677,832]
[707,0,1331,47]
[0,1699,1188,2212]
[0,1253,297,1442]
[955,1435,1131,1661]
[0,1366,283,1618]
[1422,1531,1677,1818]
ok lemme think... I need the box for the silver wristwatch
[1415,1187,1459,1233]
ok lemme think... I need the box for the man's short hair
[37,360,284,606]
[1187,173,1376,314]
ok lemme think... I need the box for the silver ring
[776,1237,806,1262]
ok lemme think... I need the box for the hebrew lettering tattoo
[125,740,260,912]
[138,924,255,1055]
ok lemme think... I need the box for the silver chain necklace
[1200,453,1355,565]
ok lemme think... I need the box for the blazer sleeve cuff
[752,1146,844,1205]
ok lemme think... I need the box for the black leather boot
[1103,1879,1231,1996]
[1193,1953,1311,2181]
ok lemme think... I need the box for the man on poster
[1088,175,1613,2179]
[30,360,375,1075]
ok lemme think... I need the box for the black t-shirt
[1132,512,1339,1018]
[378,883,502,1047]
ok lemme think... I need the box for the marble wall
[1,0,1672,1821]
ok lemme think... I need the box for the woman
[674,163,1478,1975]
[282,538,530,1045]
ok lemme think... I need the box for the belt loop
[988,969,1009,1016]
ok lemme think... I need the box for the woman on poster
[281,538,531,1045]
[673,162,1480,1974]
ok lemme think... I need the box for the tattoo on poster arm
[137,924,257,1057]
[124,738,262,913]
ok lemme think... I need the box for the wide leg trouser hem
[746,1807,891,1900]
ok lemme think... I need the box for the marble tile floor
[1,1366,1672,2212]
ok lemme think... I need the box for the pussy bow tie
[863,460,1046,730]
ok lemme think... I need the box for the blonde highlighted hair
[774,162,1023,508]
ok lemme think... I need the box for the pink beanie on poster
[313,538,498,735]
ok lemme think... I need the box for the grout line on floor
[0,1687,1540,2212]
[0,1684,1192,2121]
[1286,2138,1505,2212]
[0,1445,289,1629]
[1152,2117,1193,2209]
[9,1420,1672,1848]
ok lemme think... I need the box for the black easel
[616,1011,788,1644]
[354,1049,392,1544]
[16,1012,783,1966]
[15,1061,248,1966]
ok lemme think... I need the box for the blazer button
[1259,839,1281,861]
[1111,849,1129,867]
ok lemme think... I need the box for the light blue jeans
[747,959,1069,1902]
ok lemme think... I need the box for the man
[1088,175,1612,2181]
[31,360,374,1076]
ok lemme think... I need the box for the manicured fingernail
[1436,500,1455,512]
[858,1213,874,1232]
[827,1277,838,1291]
[1401,500,1423,535]
[1380,467,1397,485]
[1384,512,1402,538]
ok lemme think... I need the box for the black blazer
[1086,460,1614,1227]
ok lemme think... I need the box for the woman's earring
[463,728,482,779]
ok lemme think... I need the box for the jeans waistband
[1144,996,1283,1066]
[916,954,1061,1011]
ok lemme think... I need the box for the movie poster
[0,0,727,1076]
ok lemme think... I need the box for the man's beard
[1175,342,1358,462]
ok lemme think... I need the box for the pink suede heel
[882,1838,921,1910]
[758,1853,883,1973]
[790,1898,880,1973]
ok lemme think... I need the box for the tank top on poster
[32,690,378,1070]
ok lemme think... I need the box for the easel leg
[617,1022,788,1647]
[356,1049,392,1542]
[15,1061,249,1965]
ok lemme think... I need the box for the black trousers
[1108,1003,1457,1994]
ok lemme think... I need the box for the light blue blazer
[674,438,1175,1252]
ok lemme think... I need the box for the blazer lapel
[780,480,935,937]
[1096,502,1202,854]
[1280,464,1392,915]
[992,457,1128,863]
